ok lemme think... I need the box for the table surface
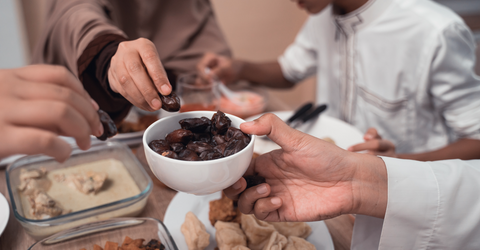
[0,145,354,250]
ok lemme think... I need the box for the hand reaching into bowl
[223,113,388,222]
[197,52,242,85]
[108,38,173,112]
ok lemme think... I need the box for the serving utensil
[290,104,328,129]
[204,68,244,106]
[260,103,328,141]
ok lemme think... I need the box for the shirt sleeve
[31,0,127,76]
[352,157,480,249]
[277,16,319,83]
[429,23,480,140]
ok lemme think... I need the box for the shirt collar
[333,0,394,32]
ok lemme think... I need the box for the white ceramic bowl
[143,111,255,195]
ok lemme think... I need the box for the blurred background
[1,0,479,110]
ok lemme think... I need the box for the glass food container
[6,142,153,240]
[28,217,178,250]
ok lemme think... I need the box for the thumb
[240,113,305,152]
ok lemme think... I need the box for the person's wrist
[107,67,119,93]
[349,153,388,218]
[232,59,246,81]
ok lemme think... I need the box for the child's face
[292,0,332,14]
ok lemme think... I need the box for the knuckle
[142,51,158,61]
[261,113,277,122]
[54,86,74,101]
[50,102,70,120]
[53,66,71,79]
[37,133,57,150]
[127,62,143,73]
[118,75,131,86]
[118,41,128,50]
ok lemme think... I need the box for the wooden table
[0,145,354,250]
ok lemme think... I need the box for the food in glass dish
[80,236,166,250]
[18,159,140,220]
[219,91,266,119]
[148,111,251,161]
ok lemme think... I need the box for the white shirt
[352,157,480,249]
[278,0,480,154]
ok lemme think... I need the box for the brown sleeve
[157,0,232,75]
[31,0,127,76]
[80,34,131,123]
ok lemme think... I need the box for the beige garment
[32,0,231,76]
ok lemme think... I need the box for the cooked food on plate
[181,193,314,250]
[181,212,210,250]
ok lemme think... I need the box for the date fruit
[96,109,117,141]
[149,111,251,161]
[160,92,181,112]
[165,129,193,144]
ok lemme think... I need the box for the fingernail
[151,98,161,109]
[347,147,353,151]
[271,197,281,205]
[365,135,373,140]
[91,99,99,110]
[257,184,267,194]
[160,85,171,95]
[98,123,104,137]
[232,181,242,190]
[241,121,255,127]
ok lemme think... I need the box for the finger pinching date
[160,92,181,112]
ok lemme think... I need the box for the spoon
[204,68,244,106]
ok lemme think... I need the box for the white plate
[111,107,161,145]
[164,192,334,250]
[247,111,364,154]
[0,192,9,236]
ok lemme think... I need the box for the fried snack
[284,236,316,250]
[104,241,118,250]
[241,214,278,250]
[181,212,210,250]
[214,221,247,250]
[268,222,312,239]
[209,193,241,226]
[263,231,288,250]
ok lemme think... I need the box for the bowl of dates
[143,111,255,195]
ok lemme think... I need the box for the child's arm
[197,52,294,88]
[349,128,480,161]
[398,138,480,161]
